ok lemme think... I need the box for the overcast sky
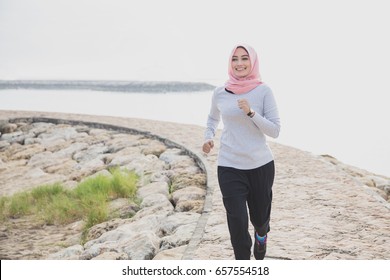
[1,0,388,84]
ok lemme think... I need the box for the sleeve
[251,87,281,138]
[204,89,221,141]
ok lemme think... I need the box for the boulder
[47,244,84,260]
[137,181,169,199]
[171,186,206,205]
[160,223,197,250]
[0,123,17,134]
[153,245,187,260]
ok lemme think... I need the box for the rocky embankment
[0,119,207,260]
[1,111,390,260]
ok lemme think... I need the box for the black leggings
[217,161,275,260]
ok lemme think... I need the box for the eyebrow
[232,55,249,58]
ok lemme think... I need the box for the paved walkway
[1,110,389,259]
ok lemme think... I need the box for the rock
[53,142,88,158]
[153,245,187,260]
[27,151,60,168]
[0,158,6,172]
[74,158,105,174]
[81,169,112,182]
[105,134,142,153]
[73,143,109,162]
[159,212,201,236]
[0,119,206,261]
[0,123,17,134]
[25,167,47,178]
[9,143,45,160]
[160,223,197,250]
[108,198,140,219]
[171,172,207,191]
[30,122,55,136]
[149,172,171,183]
[108,154,137,167]
[38,125,79,142]
[0,140,10,150]
[83,222,164,260]
[122,231,160,260]
[44,158,77,175]
[15,122,29,131]
[137,181,170,199]
[1,158,27,170]
[92,251,127,260]
[124,154,167,176]
[47,244,84,260]
[86,218,128,242]
[0,119,9,131]
[0,130,23,143]
[74,125,90,134]
[79,243,105,260]
[140,193,170,208]
[41,138,68,152]
[24,137,42,145]
[105,147,141,166]
[141,140,167,157]
[133,198,174,220]
[171,186,206,205]
[160,149,198,173]
[175,200,204,213]
[170,156,197,170]
[85,215,162,248]
[159,148,183,164]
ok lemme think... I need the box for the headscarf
[225,44,262,94]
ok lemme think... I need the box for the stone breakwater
[1,110,390,260]
[0,118,207,260]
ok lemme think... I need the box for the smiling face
[231,47,252,78]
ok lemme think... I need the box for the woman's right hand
[202,140,214,154]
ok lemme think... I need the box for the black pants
[217,161,275,260]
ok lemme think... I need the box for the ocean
[0,81,389,177]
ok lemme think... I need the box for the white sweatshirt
[204,84,281,170]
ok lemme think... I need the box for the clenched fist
[237,99,251,115]
[202,140,214,154]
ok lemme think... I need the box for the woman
[203,44,280,260]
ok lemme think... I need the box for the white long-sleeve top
[204,84,281,170]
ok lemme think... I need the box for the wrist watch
[247,109,255,117]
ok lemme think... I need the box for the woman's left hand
[237,99,251,115]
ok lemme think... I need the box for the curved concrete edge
[7,115,214,260]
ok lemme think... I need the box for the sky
[1,0,386,82]
[0,0,389,175]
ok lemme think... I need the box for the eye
[232,58,238,62]
[242,57,249,61]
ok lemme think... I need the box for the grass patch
[0,168,139,239]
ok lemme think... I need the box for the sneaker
[254,232,267,260]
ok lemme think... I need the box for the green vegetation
[0,168,138,239]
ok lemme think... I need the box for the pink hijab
[225,44,262,94]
